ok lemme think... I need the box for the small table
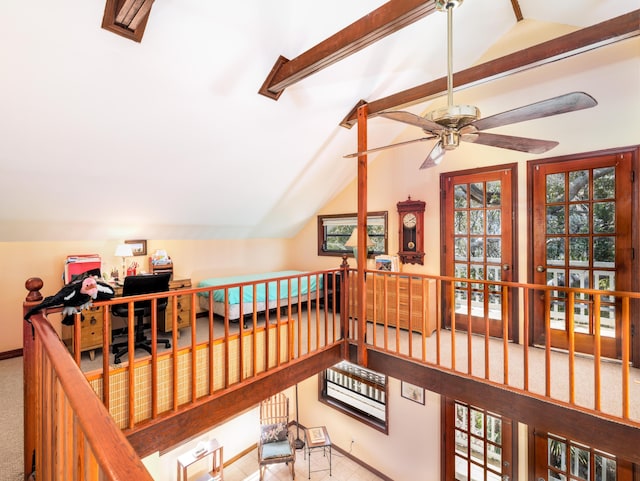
[304,426,331,479]
[177,439,223,481]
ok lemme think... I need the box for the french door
[444,398,514,481]
[532,430,632,481]
[530,152,634,358]
[441,165,517,339]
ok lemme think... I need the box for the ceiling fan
[345,0,598,169]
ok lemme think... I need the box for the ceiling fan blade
[377,111,444,133]
[464,132,558,154]
[344,136,437,158]
[419,140,445,169]
[472,92,597,131]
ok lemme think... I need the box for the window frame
[318,361,388,433]
[317,211,388,258]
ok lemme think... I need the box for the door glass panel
[593,167,615,199]
[470,210,484,234]
[486,239,501,263]
[569,170,590,200]
[455,238,468,261]
[455,454,467,480]
[470,182,484,208]
[549,438,567,471]
[593,237,615,267]
[547,205,566,234]
[547,238,565,265]
[486,180,501,206]
[569,204,589,234]
[455,211,468,234]
[487,209,501,235]
[593,202,615,233]
[569,238,589,266]
[595,453,616,481]
[470,239,484,262]
[571,444,590,480]
[455,184,468,208]
[546,173,566,202]
[470,463,484,481]
[470,437,484,463]
[487,443,502,470]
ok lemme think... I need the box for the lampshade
[345,227,374,247]
[114,244,134,257]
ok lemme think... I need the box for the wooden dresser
[62,277,192,359]
[349,274,437,335]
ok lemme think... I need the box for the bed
[197,270,323,322]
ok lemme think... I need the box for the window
[317,212,388,257]
[319,361,388,433]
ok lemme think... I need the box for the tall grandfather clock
[397,196,426,265]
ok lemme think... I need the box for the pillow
[260,422,288,443]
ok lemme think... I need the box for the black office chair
[111,273,172,364]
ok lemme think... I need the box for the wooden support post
[356,104,368,367]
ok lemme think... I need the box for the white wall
[295,374,441,480]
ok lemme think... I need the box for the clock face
[403,213,417,229]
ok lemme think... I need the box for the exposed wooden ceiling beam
[340,10,640,128]
[102,0,155,43]
[258,0,436,100]
[510,0,523,22]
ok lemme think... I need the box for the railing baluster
[502,285,509,385]
[593,294,601,411]
[622,296,630,419]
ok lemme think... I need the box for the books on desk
[308,427,325,444]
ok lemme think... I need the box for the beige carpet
[0,356,24,481]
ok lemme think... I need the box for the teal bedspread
[198,270,321,305]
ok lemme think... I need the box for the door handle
[502,264,510,271]
[536,265,546,272]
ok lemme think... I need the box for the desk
[62,277,192,359]
[304,426,331,479]
[177,439,223,481]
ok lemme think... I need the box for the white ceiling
[0,0,638,242]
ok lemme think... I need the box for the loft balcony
[21,268,640,479]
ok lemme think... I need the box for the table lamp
[114,244,134,280]
[345,227,374,264]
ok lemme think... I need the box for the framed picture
[401,381,424,405]
[125,239,147,256]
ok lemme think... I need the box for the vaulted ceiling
[1,0,638,241]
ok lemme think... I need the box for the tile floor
[223,444,384,481]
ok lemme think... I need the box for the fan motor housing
[427,104,480,129]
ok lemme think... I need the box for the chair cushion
[261,440,292,460]
[260,422,288,443]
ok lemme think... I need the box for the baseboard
[0,349,23,361]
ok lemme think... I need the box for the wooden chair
[258,393,295,480]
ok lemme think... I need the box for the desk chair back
[111,273,172,364]
[118,273,171,313]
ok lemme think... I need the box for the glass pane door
[442,167,515,339]
[530,153,632,358]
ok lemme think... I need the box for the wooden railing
[344,269,640,427]
[23,269,345,437]
[22,279,153,480]
[23,266,640,477]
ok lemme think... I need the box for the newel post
[23,277,43,479]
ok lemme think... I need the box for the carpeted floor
[0,356,24,481]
